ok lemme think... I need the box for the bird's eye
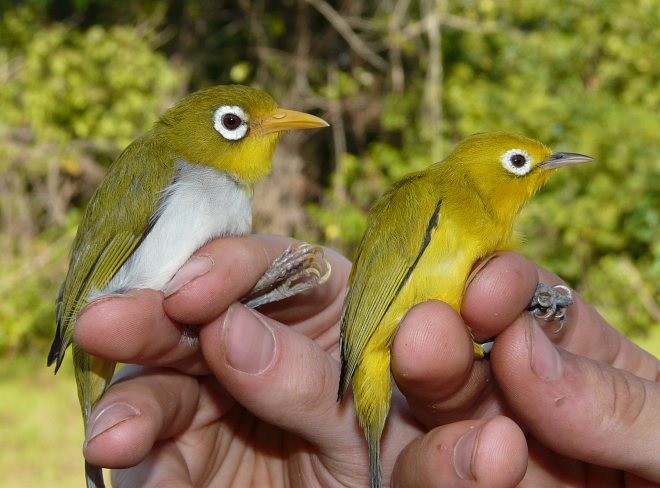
[500,149,533,176]
[510,154,526,168]
[213,105,249,140]
[222,113,241,130]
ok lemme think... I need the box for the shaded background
[0,0,658,485]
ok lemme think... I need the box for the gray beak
[540,152,594,170]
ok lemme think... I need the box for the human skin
[73,235,660,487]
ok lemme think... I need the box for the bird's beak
[540,152,594,170]
[253,109,329,136]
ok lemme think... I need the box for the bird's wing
[48,137,177,370]
[338,172,442,397]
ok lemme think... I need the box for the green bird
[48,85,329,488]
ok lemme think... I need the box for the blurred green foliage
[0,0,657,360]
[1,12,177,144]
[0,5,180,354]
[0,355,83,487]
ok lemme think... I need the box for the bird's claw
[242,243,332,308]
[527,283,573,333]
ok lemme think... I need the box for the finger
[83,366,208,468]
[163,235,288,325]
[523,437,624,486]
[198,302,359,455]
[74,290,209,373]
[493,316,660,483]
[464,252,658,379]
[463,252,539,340]
[533,266,658,380]
[392,416,527,488]
[111,443,192,488]
[164,234,346,328]
[391,300,496,427]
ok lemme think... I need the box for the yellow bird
[48,85,329,488]
[337,132,592,487]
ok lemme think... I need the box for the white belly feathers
[98,161,253,296]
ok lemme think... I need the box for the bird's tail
[352,346,392,488]
[367,425,382,488]
[73,344,117,488]
[85,461,105,488]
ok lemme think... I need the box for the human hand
[74,236,528,487]
[391,252,660,486]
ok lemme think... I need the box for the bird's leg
[178,244,330,347]
[527,283,573,333]
[476,283,574,354]
[242,243,332,309]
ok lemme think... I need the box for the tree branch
[305,0,387,71]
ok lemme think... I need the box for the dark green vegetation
[1,0,658,366]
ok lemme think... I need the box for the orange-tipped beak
[253,108,329,136]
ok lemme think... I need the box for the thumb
[492,316,660,483]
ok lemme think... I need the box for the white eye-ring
[213,105,249,140]
[500,149,533,176]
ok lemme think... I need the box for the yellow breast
[382,207,517,341]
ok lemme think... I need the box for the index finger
[463,252,658,380]
[164,234,349,331]
[74,289,208,373]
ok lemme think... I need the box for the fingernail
[528,319,563,381]
[86,402,141,445]
[453,425,481,480]
[466,253,499,288]
[224,304,275,374]
[164,255,214,297]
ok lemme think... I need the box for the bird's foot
[527,283,573,333]
[242,243,331,308]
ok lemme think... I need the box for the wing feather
[338,172,442,397]
[48,133,176,370]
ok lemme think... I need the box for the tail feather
[352,346,391,488]
[86,461,105,488]
[73,345,117,422]
[367,425,382,488]
[73,344,117,488]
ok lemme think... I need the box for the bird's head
[448,132,592,221]
[158,85,328,184]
